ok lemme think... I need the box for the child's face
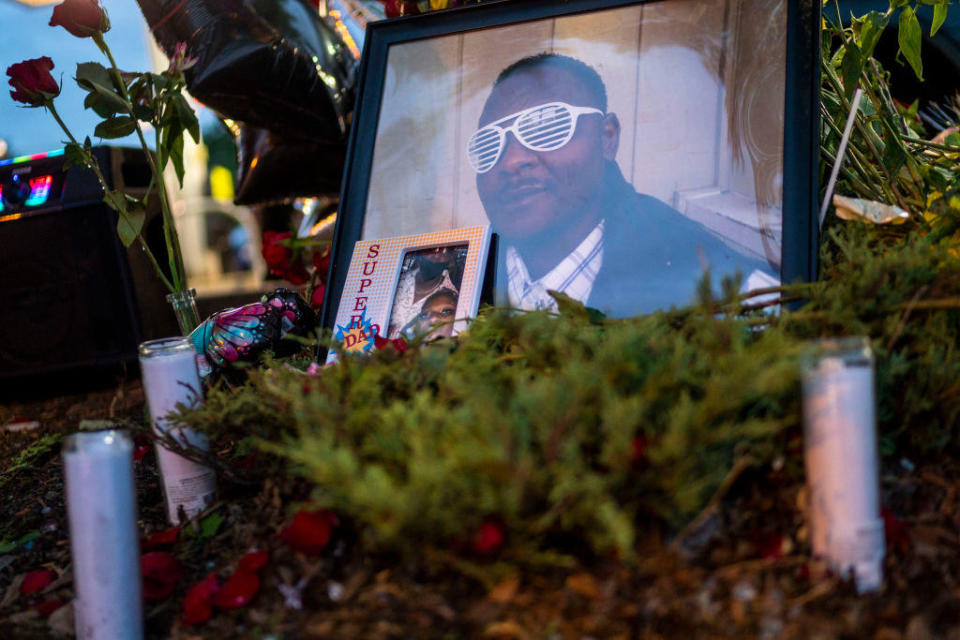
[418,293,457,338]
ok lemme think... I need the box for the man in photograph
[469,53,771,317]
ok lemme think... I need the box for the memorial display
[323,0,819,326]
[12,0,960,638]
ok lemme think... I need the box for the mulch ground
[2,377,960,639]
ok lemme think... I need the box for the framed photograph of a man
[326,226,491,359]
[321,0,820,327]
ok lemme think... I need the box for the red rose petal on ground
[33,599,65,618]
[211,570,260,610]
[141,552,182,601]
[143,527,179,550]
[752,530,784,559]
[630,433,648,466]
[235,453,258,470]
[20,570,56,595]
[237,550,268,573]
[280,509,338,556]
[471,520,505,556]
[182,573,220,625]
[882,506,911,553]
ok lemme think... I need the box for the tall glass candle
[802,337,885,593]
[139,337,216,523]
[63,430,143,640]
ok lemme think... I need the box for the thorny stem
[96,33,186,292]
[47,101,175,291]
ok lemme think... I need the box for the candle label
[154,434,216,522]
[164,469,216,518]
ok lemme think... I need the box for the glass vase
[166,288,200,335]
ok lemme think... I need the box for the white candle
[63,430,143,640]
[139,337,216,524]
[802,337,885,593]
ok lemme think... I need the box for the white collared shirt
[505,220,605,311]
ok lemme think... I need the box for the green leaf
[75,61,113,92]
[62,142,88,170]
[852,11,890,60]
[840,41,863,100]
[84,90,125,118]
[172,93,200,143]
[898,6,924,81]
[94,115,136,139]
[104,189,145,247]
[185,512,224,540]
[132,104,155,121]
[932,3,949,37]
[118,204,146,248]
[881,123,907,175]
[149,73,170,91]
[0,540,16,553]
[163,128,187,187]
[17,531,40,545]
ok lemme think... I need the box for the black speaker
[0,146,176,384]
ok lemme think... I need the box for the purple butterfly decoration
[189,288,316,377]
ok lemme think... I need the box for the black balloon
[234,124,346,205]
[136,0,357,146]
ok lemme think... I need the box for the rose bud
[49,0,110,38]
[6,57,60,107]
[261,231,309,285]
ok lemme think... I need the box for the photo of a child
[387,243,468,339]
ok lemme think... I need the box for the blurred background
[0,0,383,301]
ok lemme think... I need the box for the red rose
[6,57,60,107]
[49,0,110,38]
[312,248,331,274]
[279,509,338,556]
[309,282,326,309]
[261,231,310,285]
[383,0,420,18]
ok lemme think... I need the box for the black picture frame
[321,0,821,328]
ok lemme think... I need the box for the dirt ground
[2,376,960,639]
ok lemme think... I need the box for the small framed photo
[321,0,820,327]
[328,225,492,356]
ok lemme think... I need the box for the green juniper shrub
[173,211,960,566]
